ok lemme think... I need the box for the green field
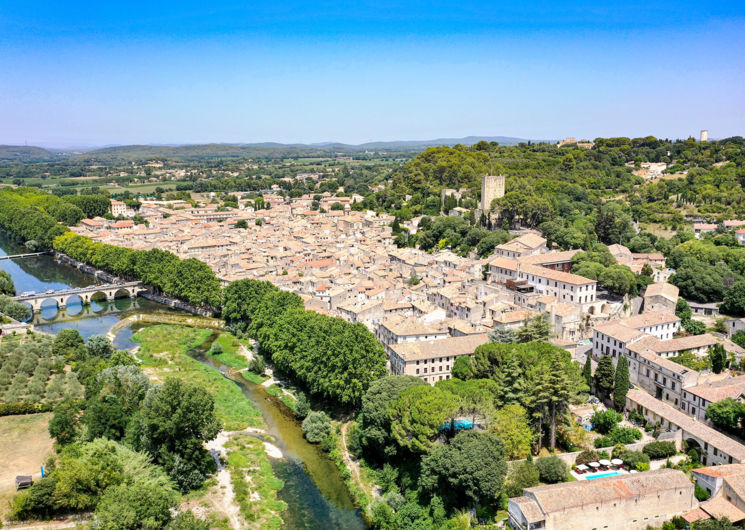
[132,324,264,430]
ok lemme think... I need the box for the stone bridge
[13,282,145,312]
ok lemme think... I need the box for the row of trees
[53,232,222,308]
[224,278,387,407]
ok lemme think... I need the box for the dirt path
[205,431,243,530]
[340,422,378,500]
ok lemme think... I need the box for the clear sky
[1,1,743,147]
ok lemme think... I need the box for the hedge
[643,441,677,460]
[0,402,54,416]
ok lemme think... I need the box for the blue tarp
[439,418,474,431]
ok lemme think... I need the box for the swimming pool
[585,471,623,480]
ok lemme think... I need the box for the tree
[49,399,80,445]
[87,335,114,359]
[0,270,15,295]
[591,409,622,434]
[515,314,551,343]
[139,378,221,492]
[594,355,615,400]
[52,328,86,361]
[419,430,507,508]
[222,279,278,333]
[294,392,310,419]
[732,330,745,349]
[722,280,745,316]
[388,385,459,453]
[488,327,515,344]
[599,265,637,296]
[165,258,222,308]
[504,459,540,497]
[710,343,728,374]
[489,404,533,459]
[234,219,248,229]
[684,318,706,335]
[613,356,630,411]
[85,394,128,441]
[595,202,635,245]
[535,455,567,484]
[676,298,692,320]
[358,376,427,460]
[583,355,593,389]
[302,411,332,443]
[93,477,178,530]
[706,398,745,437]
[0,294,31,321]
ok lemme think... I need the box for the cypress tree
[594,355,615,401]
[583,355,593,389]
[613,356,630,411]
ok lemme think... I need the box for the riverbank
[131,324,285,528]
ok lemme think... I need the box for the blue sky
[1,1,743,146]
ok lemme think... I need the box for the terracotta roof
[687,376,745,403]
[390,334,489,362]
[700,496,745,522]
[644,282,679,300]
[523,469,691,514]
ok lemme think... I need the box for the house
[643,282,679,313]
[388,333,489,383]
[694,223,717,239]
[681,375,745,421]
[626,389,745,466]
[686,465,745,524]
[508,469,695,530]
[493,233,547,259]
[110,199,127,217]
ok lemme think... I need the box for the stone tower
[700,130,709,142]
[480,174,505,212]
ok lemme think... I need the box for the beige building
[388,333,489,384]
[508,469,696,530]
[643,282,679,313]
[480,174,505,212]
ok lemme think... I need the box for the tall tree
[583,355,593,389]
[388,385,459,453]
[613,356,630,411]
[710,344,728,374]
[594,355,615,401]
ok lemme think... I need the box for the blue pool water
[585,471,623,480]
[438,418,474,431]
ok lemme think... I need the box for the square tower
[480,174,505,211]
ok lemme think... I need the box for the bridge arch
[114,288,132,299]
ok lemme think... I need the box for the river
[0,234,365,529]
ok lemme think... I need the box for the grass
[226,434,286,529]
[132,324,263,430]
[280,395,297,412]
[265,384,282,397]
[0,413,54,522]
[242,371,269,385]
[208,332,250,370]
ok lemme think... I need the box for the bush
[619,450,649,469]
[248,356,266,374]
[302,411,331,443]
[694,483,710,501]
[505,459,540,497]
[575,450,600,466]
[594,437,613,449]
[295,392,310,419]
[643,441,677,460]
[591,409,623,435]
[607,426,642,444]
[636,462,650,472]
[535,456,567,484]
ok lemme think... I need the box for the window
[416,369,419,375]
[424,368,427,374]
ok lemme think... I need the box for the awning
[588,462,600,468]
[611,459,623,465]
[599,459,611,466]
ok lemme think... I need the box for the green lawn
[132,324,263,430]
[208,333,250,370]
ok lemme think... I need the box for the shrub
[591,409,623,435]
[536,456,567,484]
[248,356,266,375]
[302,411,331,443]
[607,426,642,444]
[694,484,710,501]
[619,450,649,469]
[594,437,613,448]
[295,392,310,419]
[643,441,677,460]
[575,449,600,467]
[505,459,540,497]
[635,462,650,471]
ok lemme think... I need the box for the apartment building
[388,333,489,383]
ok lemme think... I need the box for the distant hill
[0,136,547,163]
[0,145,60,162]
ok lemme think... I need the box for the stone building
[508,469,696,530]
[480,174,505,212]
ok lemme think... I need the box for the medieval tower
[480,174,505,212]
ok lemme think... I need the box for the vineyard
[0,333,84,408]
